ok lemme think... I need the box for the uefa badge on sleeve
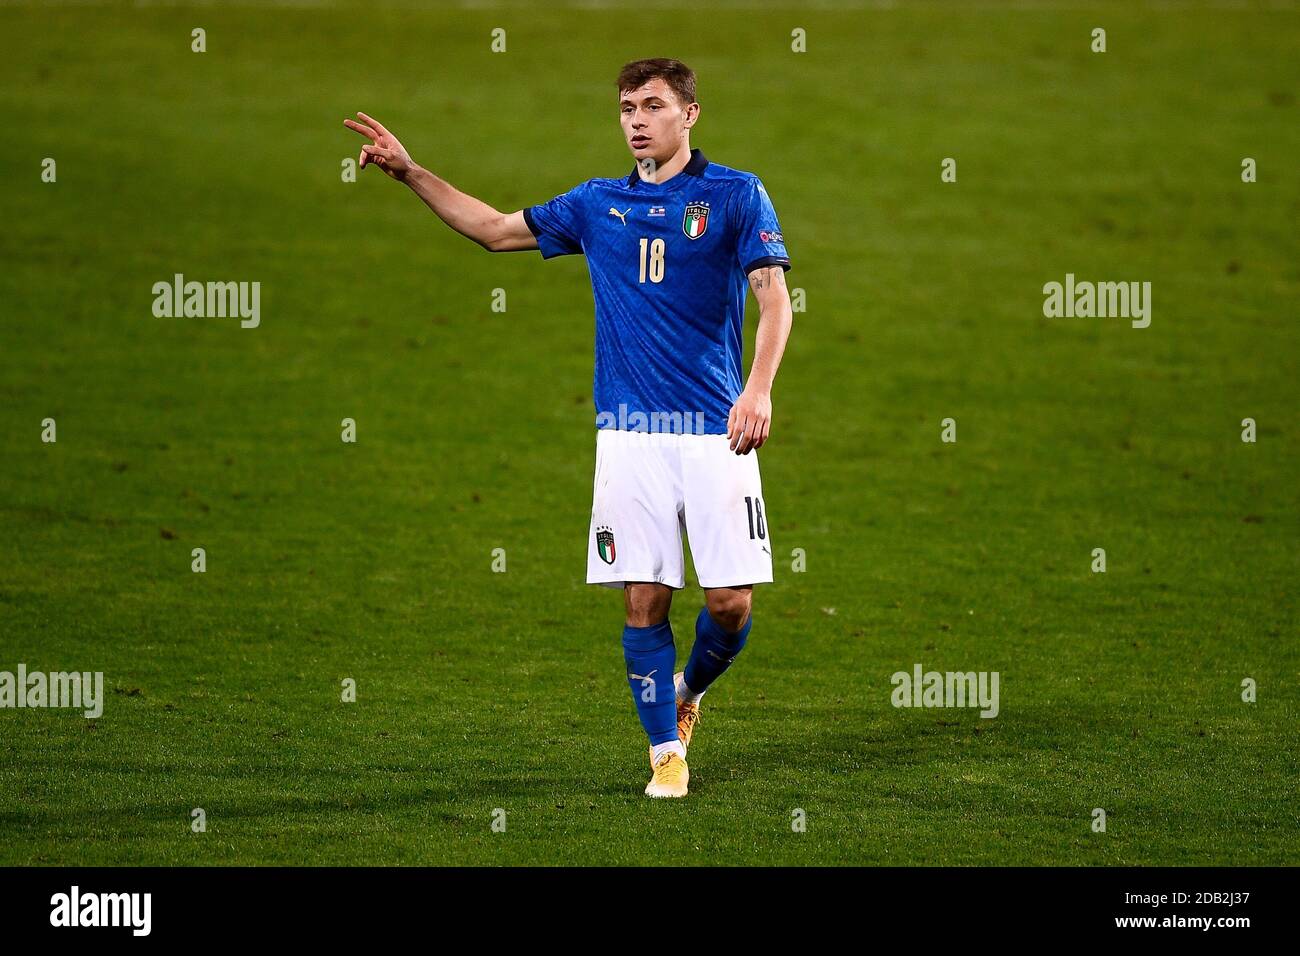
[596,526,617,564]
[682,202,709,240]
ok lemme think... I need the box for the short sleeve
[523,182,588,259]
[733,176,791,276]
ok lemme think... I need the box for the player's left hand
[727,387,771,455]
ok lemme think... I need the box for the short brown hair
[617,58,697,108]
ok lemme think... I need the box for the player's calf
[680,593,752,703]
[622,619,685,771]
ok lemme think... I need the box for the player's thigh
[587,430,686,589]
[681,435,773,589]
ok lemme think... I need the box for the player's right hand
[344,112,415,182]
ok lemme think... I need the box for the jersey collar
[626,148,709,187]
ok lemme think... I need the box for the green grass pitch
[1,1,1296,865]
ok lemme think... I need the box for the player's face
[619,78,698,166]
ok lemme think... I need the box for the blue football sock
[683,606,750,695]
[622,620,678,745]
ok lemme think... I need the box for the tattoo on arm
[747,265,787,294]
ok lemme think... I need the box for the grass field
[1,1,1297,866]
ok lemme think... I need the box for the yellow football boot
[674,672,701,752]
[646,685,702,771]
[644,750,689,798]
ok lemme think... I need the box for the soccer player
[345,58,793,798]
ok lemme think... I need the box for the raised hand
[343,112,415,182]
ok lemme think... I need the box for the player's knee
[705,589,751,634]
[625,583,672,627]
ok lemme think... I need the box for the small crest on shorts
[682,202,709,239]
[596,525,616,565]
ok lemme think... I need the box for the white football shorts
[586,429,774,590]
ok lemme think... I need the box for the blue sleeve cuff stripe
[743,255,791,275]
[522,206,542,239]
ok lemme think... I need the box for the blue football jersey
[523,148,791,435]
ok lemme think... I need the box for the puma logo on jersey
[628,669,657,683]
[609,206,631,225]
